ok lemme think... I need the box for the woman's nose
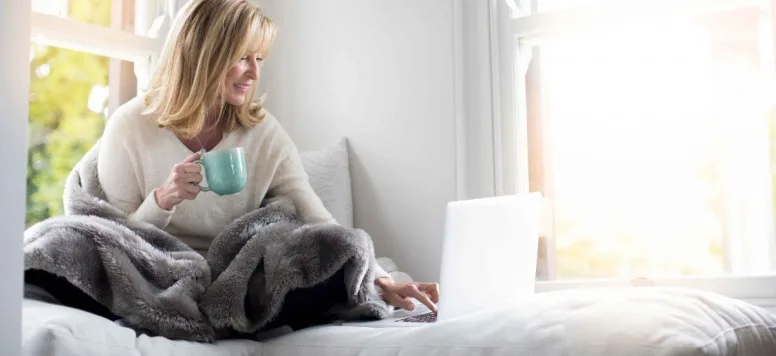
[246,61,259,79]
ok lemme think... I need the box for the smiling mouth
[234,83,250,92]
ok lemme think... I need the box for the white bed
[20,140,776,355]
[22,286,776,356]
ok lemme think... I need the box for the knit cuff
[129,189,174,230]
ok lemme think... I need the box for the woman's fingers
[183,151,202,163]
[182,181,201,195]
[381,282,441,313]
[180,162,202,173]
[416,283,440,303]
[181,172,203,184]
[385,292,414,311]
[403,285,437,313]
[158,153,204,210]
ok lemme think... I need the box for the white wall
[0,1,30,355]
[257,0,462,282]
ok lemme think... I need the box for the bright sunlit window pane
[26,43,125,226]
[535,0,760,14]
[31,0,163,33]
[33,0,112,28]
[531,10,776,279]
[28,0,139,227]
[538,0,596,13]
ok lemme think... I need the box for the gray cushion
[300,138,354,228]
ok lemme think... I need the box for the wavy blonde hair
[143,0,277,138]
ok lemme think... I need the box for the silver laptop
[342,192,543,327]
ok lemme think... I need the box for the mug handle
[193,159,211,192]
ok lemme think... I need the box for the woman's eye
[240,56,262,62]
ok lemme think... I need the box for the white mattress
[22,287,776,356]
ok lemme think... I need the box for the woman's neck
[197,115,224,152]
[176,109,225,153]
[199,105,223,131]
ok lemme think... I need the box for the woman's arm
[97,112,174,229]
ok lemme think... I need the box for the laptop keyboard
[396,312,437,323]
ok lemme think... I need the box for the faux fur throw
[23,141,390,342]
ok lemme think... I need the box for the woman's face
[223,53,262,106]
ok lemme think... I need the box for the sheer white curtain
[134,0,187,89]
[707,9,776,273]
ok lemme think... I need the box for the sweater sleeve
[97,113,174,229]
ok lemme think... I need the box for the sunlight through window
[530,11,776,279]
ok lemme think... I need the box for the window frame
[30,0,172,114]
[489,0,776,304]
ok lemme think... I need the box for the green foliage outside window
[27,0,111,226]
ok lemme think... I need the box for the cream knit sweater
[97,97,389,279]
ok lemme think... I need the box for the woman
[97,0,439,321]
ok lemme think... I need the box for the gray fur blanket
[23,141,390,342]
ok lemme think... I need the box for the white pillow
[299,138,354,228]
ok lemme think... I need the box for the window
[492,0,776,295]
[27,0,171,226]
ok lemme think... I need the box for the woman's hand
[155,152,204,210]
[376,277,440,313]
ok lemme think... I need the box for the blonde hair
[143,0,277,138]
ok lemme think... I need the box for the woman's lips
[234,83,250,94]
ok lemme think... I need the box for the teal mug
[195,147,247,196]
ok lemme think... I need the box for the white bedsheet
[22,287,776,356]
